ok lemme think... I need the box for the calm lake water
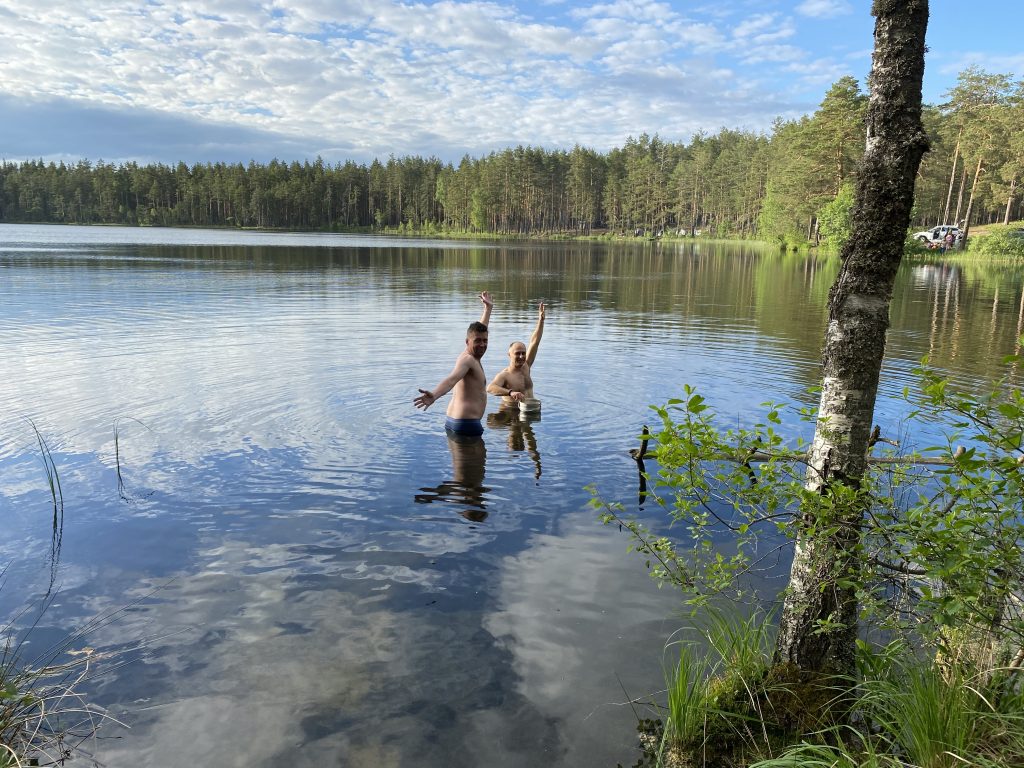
[1,223,1022,767]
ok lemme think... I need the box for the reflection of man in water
[414,432,489,522]
[486,301,545,404]
[486,407,542,480]
[414,292,493,436]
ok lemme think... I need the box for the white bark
[774,0,930,679]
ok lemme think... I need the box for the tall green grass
[643,608,785,766]
[640,618,1024,768]
[751,647,1024,768]
[863,657,1024,768]
[749,730,899,768]
[663,639,713,750]
[865,662,979,767]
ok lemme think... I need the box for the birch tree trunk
[774,0,930,679]
[1004,177,1016,225]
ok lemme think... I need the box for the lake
[1,223,1022,767]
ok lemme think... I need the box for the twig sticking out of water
[28,421,63,598]
[630,426,651,508]
[113,417,154,504]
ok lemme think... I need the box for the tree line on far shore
[1,67,1021,246]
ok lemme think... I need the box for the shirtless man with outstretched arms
[487,301,545,404]
[413,292,494,437]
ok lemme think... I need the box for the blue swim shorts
[445,417,484,437]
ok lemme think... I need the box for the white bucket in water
[518,397,541,413]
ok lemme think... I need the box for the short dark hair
[467,321,488,335]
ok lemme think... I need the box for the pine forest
[2,68,1022,245]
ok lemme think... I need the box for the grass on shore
[2,425,128,766]
[626,610,1024,768]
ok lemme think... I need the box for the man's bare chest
[506,366,532,386]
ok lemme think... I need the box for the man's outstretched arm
[525,301,545,366]
[479,291,493,327]
[415,357,472,410]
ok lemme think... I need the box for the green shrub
[600,349,1024,765]
[817,184,855,250]
[904,234,933,256]
[966,223,1024,258]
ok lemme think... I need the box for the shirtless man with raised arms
[413,292,494,437]
[487,301,545,404]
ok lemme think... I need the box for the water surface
[1,224,1022,767]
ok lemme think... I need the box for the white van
[913,225,962,244]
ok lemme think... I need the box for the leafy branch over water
[598,352,1024,765]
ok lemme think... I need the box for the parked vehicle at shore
[913,224,961,244]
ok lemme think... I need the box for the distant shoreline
[1,219,770,245]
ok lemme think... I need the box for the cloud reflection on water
[485,509,684,767]
[4,228,1024,766]
[81,535,580,768]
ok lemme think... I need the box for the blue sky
[0,0,1020,166]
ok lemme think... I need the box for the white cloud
[4,0,996,163]
[742,44,806,65]
[784,57,850,86]
[674,21,727,50]
[732,13,776,39]
[732,13,796,44]
[796,0,853,18]
[0,0,797,159]
[934,51,1024,78]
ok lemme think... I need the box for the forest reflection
[893,261,1024,380]
[7,235,1023,385]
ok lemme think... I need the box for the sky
[0,0,1021,167]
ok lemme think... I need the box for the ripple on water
[3,227,1023,768]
